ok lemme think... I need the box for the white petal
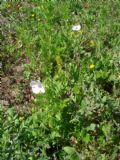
[31,85,41,94]
[30,80,45,94]
[39,86,45,93]
[72,24,81,31]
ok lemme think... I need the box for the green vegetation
[0,1,120,159]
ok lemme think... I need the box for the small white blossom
[30,80,45,94]
[72,24,81,31]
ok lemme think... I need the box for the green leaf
[63,146,76,155]
[88,123,96,131]
[102,124,111,139]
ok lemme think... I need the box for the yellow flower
[8,4,11,8]
[34,152,39,157]
[55,55,62,69]
[89,40,95,47]
[89,64,95,69]
[31,14,35,17]
[19,117,24,121]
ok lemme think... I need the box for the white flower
[30,80,45,94]
[72,24,81,31]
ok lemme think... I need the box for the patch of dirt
[0,10,35,113]
[0,55,33,113]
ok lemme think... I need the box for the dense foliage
[0,1,120,159]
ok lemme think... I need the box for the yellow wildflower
[89,40,95,47]
[31,14,35,17]
[89,64,95,69]
[19,117,24,121]
[55,55,62,69]
[34,152,39,157]
[8,4,11,8]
